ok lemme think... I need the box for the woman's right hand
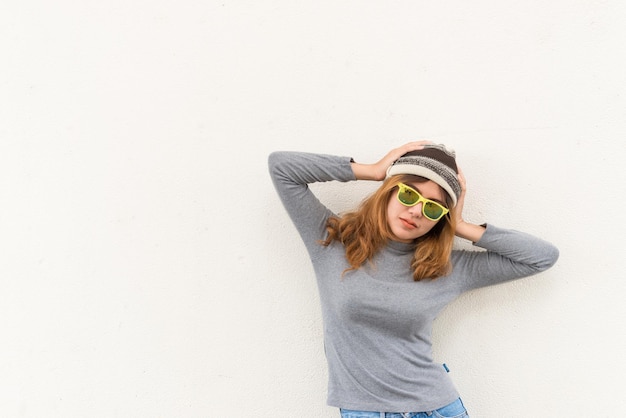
[352,140,432,181]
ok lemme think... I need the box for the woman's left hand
[453,167,486,242]
[453,167,467,226]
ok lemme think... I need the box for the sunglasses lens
[398,186,419,205]
[423,202,444,220]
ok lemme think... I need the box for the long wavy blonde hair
[321,174,457,281]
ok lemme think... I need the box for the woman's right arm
[268,142,430,252]
[268,151,355,254]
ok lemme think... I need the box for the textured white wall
[1,1,625,417]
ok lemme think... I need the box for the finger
[408,139,433,147]
[401,140,432,153]
[457,168,467,190]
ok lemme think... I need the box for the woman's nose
[408,202,423,218]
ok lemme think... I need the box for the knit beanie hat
[386,143,461,207]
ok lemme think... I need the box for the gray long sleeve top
[268,151,559,412]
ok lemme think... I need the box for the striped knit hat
[386,143,461,207]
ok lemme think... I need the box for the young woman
[268,141,559,418]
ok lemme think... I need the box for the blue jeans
[340,397,468,418]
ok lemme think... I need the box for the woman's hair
[321,174,457,281]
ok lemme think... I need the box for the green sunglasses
[396,182,450,221]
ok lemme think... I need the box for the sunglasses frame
[396,182,450,221]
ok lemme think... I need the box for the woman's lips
[400,217,417,229]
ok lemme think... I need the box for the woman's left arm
[451,168,559,289]
[453,225,559,290]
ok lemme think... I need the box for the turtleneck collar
[386,239,417,255]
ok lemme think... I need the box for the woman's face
[386,180,447,243]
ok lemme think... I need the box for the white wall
[1,1,625,417]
